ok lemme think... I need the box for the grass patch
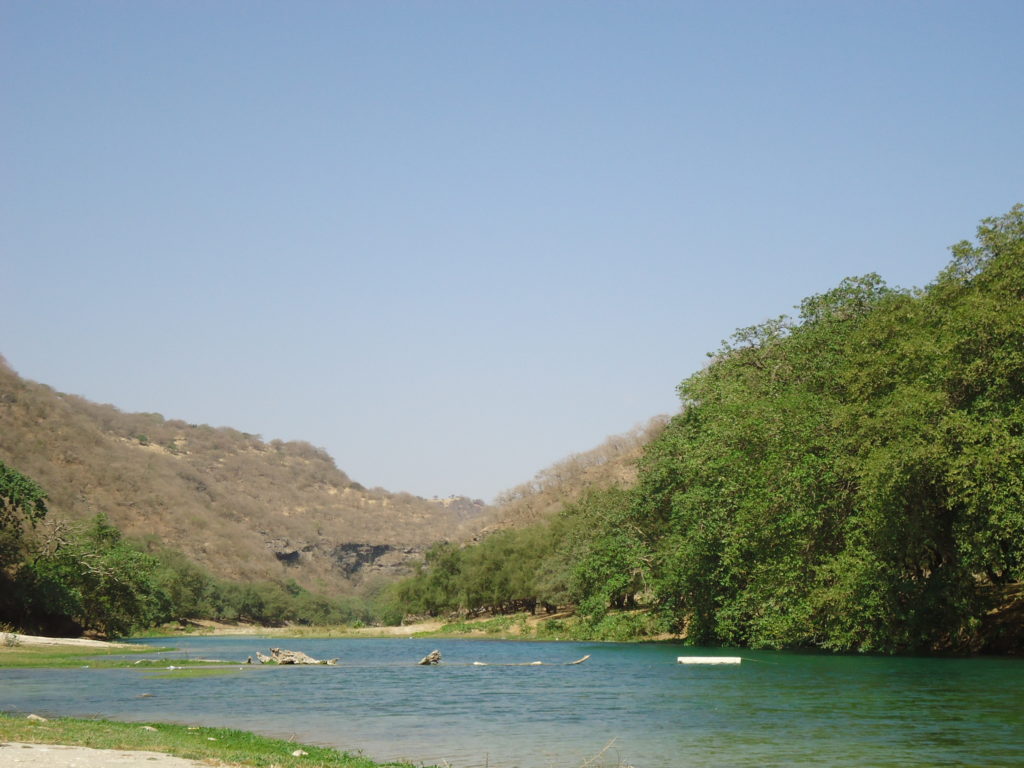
[419,609,675,642]
[533,617,574,641]
[428,613,530,638]
[535,610,673,642]
[144,667,244,679]
[256,625,365,639]
[132,625,214,638]
[0,712,433,767]
[0,644,176,669]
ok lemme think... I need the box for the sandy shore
[0,742,235,767]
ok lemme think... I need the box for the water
[2,636,1022,767]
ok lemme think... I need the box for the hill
[0,358,489,595]
[483,415,669,533]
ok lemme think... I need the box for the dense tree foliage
[629,207,1023,652]
[392,524,571,618]
[0,460,48,569]
[14,514,166,637]
[396,206,1024,652]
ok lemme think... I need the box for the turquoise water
[2,636,1022,767]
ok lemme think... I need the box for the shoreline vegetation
[0,613,619,673]
[0,713,435,768]
[0,611,636,669]
[1,608,676,662]
[130,610,681,643]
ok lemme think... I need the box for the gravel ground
[0,742,230,767]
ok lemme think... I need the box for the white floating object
[677,656,742,665]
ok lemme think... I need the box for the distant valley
[0,356,663,598]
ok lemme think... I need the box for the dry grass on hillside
[0,357,489,593]
[484,415,670,532]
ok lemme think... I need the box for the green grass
[132,625,213,637]
[424,613,531,638]
[0,644,177,668]
[254,625,365,639]
[129,610,678,644]
[143,666,244,679]
[423,609,674,642]
[0,712,433,767]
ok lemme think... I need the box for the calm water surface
[1,636,1022,767]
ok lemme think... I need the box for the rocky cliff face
[266,538,414,580]
[0,358,491,594]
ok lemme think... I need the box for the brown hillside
[481,415,670,534]
[0,357,489,594]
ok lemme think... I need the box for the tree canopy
[0,460,48,544]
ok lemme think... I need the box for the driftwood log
[418,649,442,665]
[255,647,338,665]
[469,654,591,667]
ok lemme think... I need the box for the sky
[2,1,1022,502]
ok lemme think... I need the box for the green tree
[20,514,166,637]
[0,461,48,568]
[626,206,1024,652]
[564,488,649,618]
[152,549,219,622]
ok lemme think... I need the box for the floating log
[256,647,338,665]
[469,654,591,667]
[677,656,741,665]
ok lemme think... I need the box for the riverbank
[135,609,677,643]
[132,618,446,639]
[2,634,135,648]
[0,713,432,768]
[0,635,177,669]
[3,606,676,656]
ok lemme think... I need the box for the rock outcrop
[418,649,442,665]
[255,647,338,665]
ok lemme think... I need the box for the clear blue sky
[3,1,1021,502]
